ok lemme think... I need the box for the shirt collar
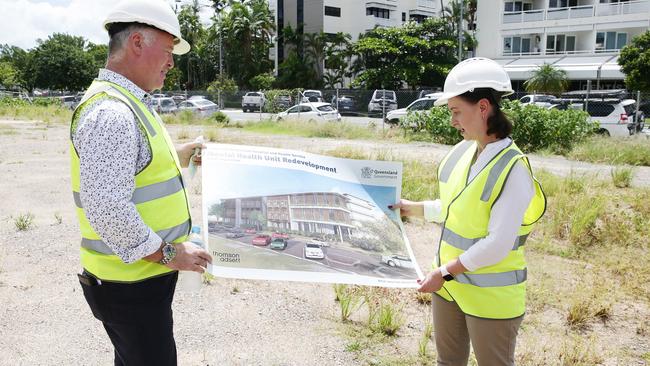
[97,68,153,107]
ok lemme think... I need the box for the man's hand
[388,199,424,218]
[176,141,205,168]
[417,269,444,293]
[166,242,213,273]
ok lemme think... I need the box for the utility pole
[458,0,464,62]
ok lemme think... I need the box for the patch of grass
[368,301,405,336]
[611,166,634,188]
[558,335,604,366]
[176,128,190,140]
[402,160,439,202]
[568,135,650,166]
[415,292,432,305]
[54,212,62,225]
[14,213,34,231]
[203,127,220,142]
[344,341,361,352]
[241,119,380,140]
[0,104,72,124]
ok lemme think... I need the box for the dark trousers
[79,270,179,366]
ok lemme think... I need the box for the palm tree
[305,32,328,81]
[524,64,569,96]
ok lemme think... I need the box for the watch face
[162,243,177,260]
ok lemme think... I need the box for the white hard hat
[103,0,190,55]
[434,57,513,106]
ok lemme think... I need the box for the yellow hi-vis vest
[435,139,546,319]
[70,80,191,282]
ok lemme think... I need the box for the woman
[391,57,546,366]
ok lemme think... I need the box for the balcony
[596,0,650,16]
[366,15,399,28]
[501,0,650,24]
[547,5,594,20]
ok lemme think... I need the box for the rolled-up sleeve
[73,101,161,263]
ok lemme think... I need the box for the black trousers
[79,270,179,366]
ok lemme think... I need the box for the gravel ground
[1,120,648,365]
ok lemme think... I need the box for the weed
[204,127,219,142]
[368,301,404,336]
[611,166,634,188]
[415,292,432,305]
[558,335,603,366]
[568,135,650,166]
[177,128,190,140]
[566,298,592,329]
[336,285,364,322]
[344,341,361,352]
[54,212,62,225]
[14,213,34,231]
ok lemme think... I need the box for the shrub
[402,101,595,153]
[14,213,34,231]
[262,88,301,113]
[611,166,634,188]
[211,111,230,125]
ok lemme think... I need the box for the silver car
[151,97,178,114]
[177,99,219,117]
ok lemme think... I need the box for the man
[70,1,212,365]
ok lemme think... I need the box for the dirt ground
[0,120,648,366]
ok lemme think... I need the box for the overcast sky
[0,0,214,50]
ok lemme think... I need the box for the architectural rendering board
[202,143,422,288]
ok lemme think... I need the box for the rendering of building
[476,0,650,89]
[219,192,379,242]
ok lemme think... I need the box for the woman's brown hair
[457,88,512,139]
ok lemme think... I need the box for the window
[503,36,532,54]
[324,6,340,17]
[402,12,406,21]
[366,7,390,19]
[596,31,627,51]
[549,0,578,7]
[504,1,533,11]
[546,34,576,53]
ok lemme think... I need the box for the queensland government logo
[361,166,398,179]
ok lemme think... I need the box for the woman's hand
[417,270,444,293]
[388,199,424,218]
[176,141,205,168]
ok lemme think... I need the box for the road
[210,230,417,280]
[220,108,387,127]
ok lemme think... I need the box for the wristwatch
[439,265,454,282]
[158,241,177,265]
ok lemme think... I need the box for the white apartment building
[269,0,448,83]
[476,0,650,90]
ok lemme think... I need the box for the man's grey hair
[108,23,156,59]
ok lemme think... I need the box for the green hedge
[402,100,594,153]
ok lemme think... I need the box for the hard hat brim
[173,38,190,55]
[433,91,465,107]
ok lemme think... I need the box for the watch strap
[440,265,454,281]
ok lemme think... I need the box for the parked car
[551,98,641,137]
[308,238,330,248]
[177,99,219,117]
[368,89,398,116]
[152,93,167,98]
[252,234,272,246]
[151,97,178,114]
[244,228,257,234]
[226,232,244,239]
[276,102,341,122]
[304,242,325,259]
[273,95,293,110]
[385,92,443,125]
[301,90,324,103]
[59,95,77,109]
[381,254,415,268]
[271,232,289,240]
[188,95,209,100]
[519,94,555,107]
[417,88,440,99]
[171,94,186,103]
[241,91,266,112]
[330,95,359,115]
[269,238,288,250]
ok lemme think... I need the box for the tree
[275,25,320,89]
[524,64,569,96]
[323,32,352,88]
[352,19,456,89]
[619,31,650,92]
[0,45,32,91]
[249,73,275,90]
[207,74,238,107]
[304,32,328,82]
[217,0,274,88]
[29,33,96,91]
[0,61,18,89]
[442,0,478,58]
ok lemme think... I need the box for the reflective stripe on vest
[81,219,190,255]
[73,175,184,208]
[455,269,527,287]
[441,227,529,251]
[480,149,521,201]
[439,140,474,183]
